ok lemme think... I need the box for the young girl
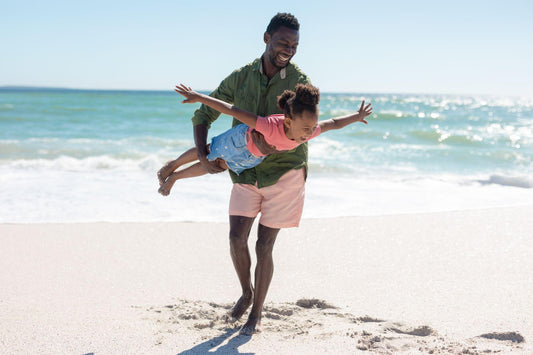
[157,83,372,195]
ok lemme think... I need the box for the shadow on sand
[177,327,254,355]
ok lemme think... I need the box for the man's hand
[193,124,225,174]
[197,151,226,174]
[250,129,287,155]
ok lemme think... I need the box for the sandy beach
[1,206,532,354]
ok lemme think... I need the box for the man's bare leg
[229,215,255,320]
[157,146,199,186]
[240,224,280,335]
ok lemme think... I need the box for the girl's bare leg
[157,146,200,185]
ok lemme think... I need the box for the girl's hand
[357,100,373,124]
[174,84,201,103]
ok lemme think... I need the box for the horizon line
[0,85,531,98]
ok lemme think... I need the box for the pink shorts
[229,168,305,229]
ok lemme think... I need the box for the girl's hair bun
[294,83,320,106]
[277,83,320,117]
[277,90,296,110]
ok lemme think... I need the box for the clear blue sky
[2,0,532,95]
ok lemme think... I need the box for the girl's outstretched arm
[175,84,258,128]
[318,100,372,133]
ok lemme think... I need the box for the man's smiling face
[264,26,299,69]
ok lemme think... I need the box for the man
[191,13,311,335]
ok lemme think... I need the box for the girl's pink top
[246,114,322,157]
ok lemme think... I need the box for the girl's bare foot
[158,173,178,196]
[157,160,179,186]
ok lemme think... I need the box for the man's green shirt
[191,58,311,188]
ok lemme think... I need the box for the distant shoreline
[0,86,178,95]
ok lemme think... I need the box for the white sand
[1,206,532,354]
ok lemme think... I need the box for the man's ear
[264,32,270,44]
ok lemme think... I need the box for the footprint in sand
[387,324,435,337]
[479,331,525,343]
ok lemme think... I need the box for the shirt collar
[258,57,287,80]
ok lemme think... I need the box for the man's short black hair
[266,12,300,35]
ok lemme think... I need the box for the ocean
[1,88,532,223]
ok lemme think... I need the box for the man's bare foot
[158,174,178,196]
[239,315,261,336]
[230,291,253,320]
[157,160,179,186]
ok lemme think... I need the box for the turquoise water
[1,88,532,222]
[2,89,531,175]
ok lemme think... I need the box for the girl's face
[284,109,319,143]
